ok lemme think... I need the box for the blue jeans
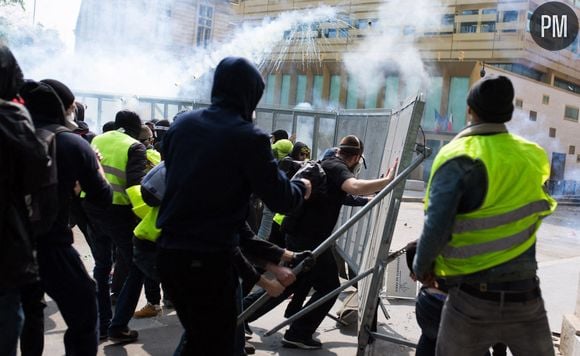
[437,286,554,356]
[416,288,445,356]
[83,202,136,335]
[109,241,159,333]
[37,245,98,356]
[257,206,274,240]
[0,288,23,356]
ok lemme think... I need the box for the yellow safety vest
[134,206,161,242]
[425,132,557,277]
[146,148,161,171]
[92,130,139,205]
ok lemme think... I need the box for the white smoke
[343,0,443,101]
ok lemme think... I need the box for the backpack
[280,160,327,234]
[26,124,70,237]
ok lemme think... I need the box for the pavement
[39,198,580,356]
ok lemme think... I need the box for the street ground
[40,201,580,355]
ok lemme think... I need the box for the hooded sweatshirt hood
[19,80,66,126]
[210,57,265,122]
[0,45,24,101]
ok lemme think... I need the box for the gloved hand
[292,161,327,199]
[290,250,316,272]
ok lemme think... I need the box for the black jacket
[20,81,112,245]
[0,100,48,288]
[158,57,306,252]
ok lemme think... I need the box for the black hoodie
[20,81,112,245]
[158,57,306,252]
[0,46,47,288]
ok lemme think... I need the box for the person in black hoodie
[157,57,311,355]
[0,45,48,356]
[19,80,112,356]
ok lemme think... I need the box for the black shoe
[244,341,256,354]
[108,328,138,343]
[282,332,322,350]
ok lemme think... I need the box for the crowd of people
[1,42,557,356]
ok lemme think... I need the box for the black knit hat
[19,80,66,125]
[0,45,24,100]
[114,110,142,139]
[40,79,75,110]
[467,75,514,123]
[270,129,289,142]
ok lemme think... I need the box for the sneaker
[282,332,322,350]
[108,328,138,343]
[133,303,161,318]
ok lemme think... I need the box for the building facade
[234,0,580,184]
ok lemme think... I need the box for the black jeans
[157,247,238,356]
[37,245,98,356]
[20,282,45,356]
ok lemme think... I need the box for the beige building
[234,0,580,184]
[75,0,234,53]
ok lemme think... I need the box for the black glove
[292,160,327,198]
[290,250,316,272]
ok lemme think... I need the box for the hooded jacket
[158,57,306,252]
[20,81,112,245]
[0,46,47,288]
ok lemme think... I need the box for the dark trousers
[20,282,45,356]
[144,278,161,305]
[37,245,98,356]
[158,247,238,356]
[109,242,159,333]
[83,202,136,334]
[243,249,339,339]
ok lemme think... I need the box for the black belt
[459,283,541,303]
[462,277,538,292]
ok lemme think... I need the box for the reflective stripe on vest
[92,130,139,205]
[425,132,557,277]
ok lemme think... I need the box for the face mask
[353,161,363,177]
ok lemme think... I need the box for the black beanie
[115,110,142,139]
[467,75,514,123]
[40,79,75,110]
[19,80,66,125]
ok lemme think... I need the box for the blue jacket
[158,57,306,252]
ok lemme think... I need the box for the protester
[156,56,311,355]
[0,45,48,356]
[413,75,557,355]
[244,135,397,349]
[82,110,147,341]
[20,79,112,356]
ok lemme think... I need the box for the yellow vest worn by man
[425,132,557,277]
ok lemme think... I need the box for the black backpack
[26,124,70,237]
[281,160,327,234]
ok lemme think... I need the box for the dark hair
[102,121,116,133]
[271,129,289,142]
[338,135,364,158]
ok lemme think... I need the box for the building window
[491,63,545,82]
[564,106,579,122]
[503,10,518,22]
[515,98,523,108]
[555,78,580,94]
[577,154,580,163]
[480,22,496,32]
[529,110,537,121]
[549,127,556,137]
[196,5,213,48]
[460,22,478,33]
[569,146,576,155]
[482,8,497,15]
[461,9,479,15]
[542,95,550,105]
[441,14,454,26]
